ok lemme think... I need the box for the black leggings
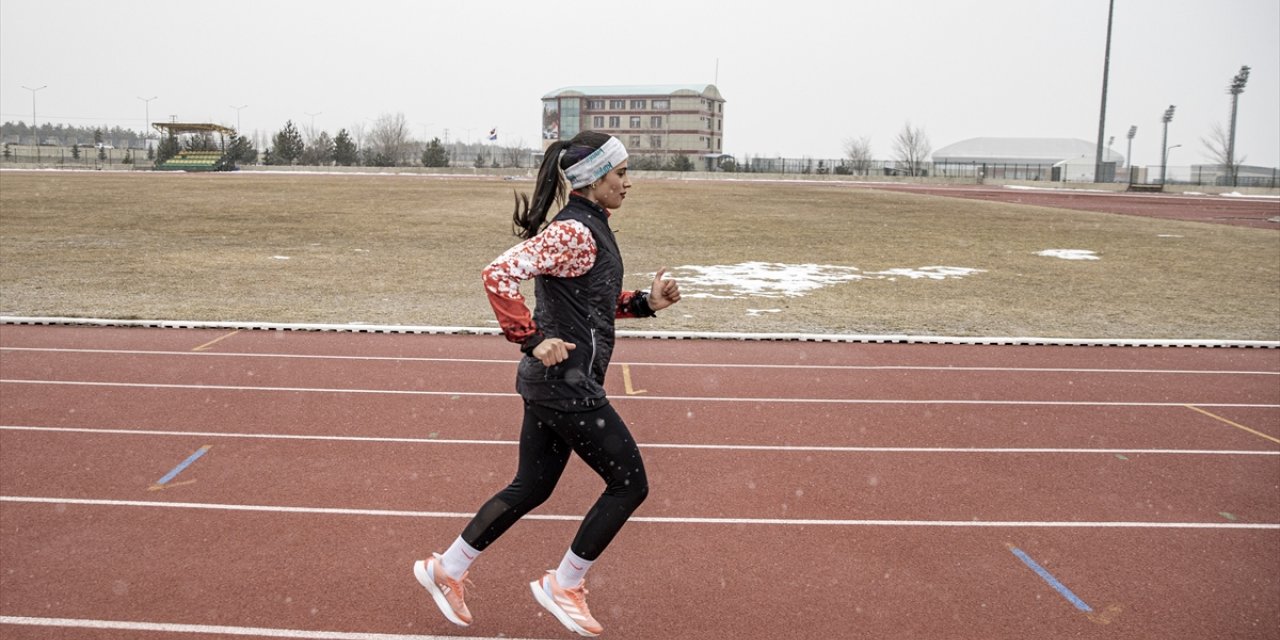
[460,400,649,561]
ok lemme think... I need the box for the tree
[227,133,257,166]
[271,120,305,165]
[368,112,410,166]
[98,145,107,161]
[421,137,449,167]
[2,142,10,161]
[474,153,486,168]
[156,132,180,164]
[1201,122,1246,185]
[502,138,526,168]
[668,155,694,171]
[93,128,103,147]
[333,129,358,166]
[892,122,931,177]
[844,136,874,175]
[301,131,335,166]
[71,143,81,160]
[122,149,133,164]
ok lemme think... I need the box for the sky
[2,0,1277,168]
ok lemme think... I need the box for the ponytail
[511,131,615,240]
[512,140,571,239]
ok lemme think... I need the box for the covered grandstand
[932,137,1124,181]
[151,122,238,171]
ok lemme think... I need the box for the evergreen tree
[122,150,133,164]
[71,144,81,160]
[98,145,107,161]
[147,145,155,161]
[474,153,486,168]
[421,137,449,167]
[93,129,103,147]
[156,132,180,164]
[333,129,358,166]
[2,142,10,161]
[301,131,335,166]
[271,120,304,164]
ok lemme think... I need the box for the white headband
[563,137,628,189]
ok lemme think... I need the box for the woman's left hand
[649,267,681,311]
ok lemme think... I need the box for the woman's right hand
[532,338,576,367]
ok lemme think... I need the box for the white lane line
[3,379,1277,407]
[0,615,548,640]
[5,315,1279,348]
[3,425,1277,456]
[3,496,1276,530]
[3,346,1276,375]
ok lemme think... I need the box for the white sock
[554,550,594,587]
[439,536,481,580]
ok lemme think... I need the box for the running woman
[414,131,680,637]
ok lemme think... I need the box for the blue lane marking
[155,445,212,486]
[1008,545,1094,613]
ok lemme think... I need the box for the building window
[718,102,723,113]
[630,135,641,148]
[652,99,669,109]
[650,116,662,128]
[587,100,604,109]
[593,116,604,127]
[630,116,641,128]
[609,99,626,109]
[608,116,620,127]
[631,100,646,109]
[650,135,662,148]
[706,137,712,149]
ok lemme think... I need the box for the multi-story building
[541,84,726,170]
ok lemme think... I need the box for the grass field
[1,170,1277,340]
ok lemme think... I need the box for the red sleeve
[481,220,596,347]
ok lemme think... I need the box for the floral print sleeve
[482,220,596,349]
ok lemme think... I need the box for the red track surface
[844,182,1280,229]
[2,326,1277,639]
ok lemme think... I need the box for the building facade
[541,84,725,169]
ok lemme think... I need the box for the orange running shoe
[530,570,603,637]
[413,554,472,627]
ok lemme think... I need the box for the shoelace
[563,584,593,616]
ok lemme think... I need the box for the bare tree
[1201,122,1246,183]
[844,136,874,175]
[892,122,931,177]
[502,137,527,168]
[369,112,411,165]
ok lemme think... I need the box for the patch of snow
[1037,249,1099,260]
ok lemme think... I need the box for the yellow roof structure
[152,122,236,136]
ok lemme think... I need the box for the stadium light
[1226,65,1250,187]
[1125,125,1137,169]
[1160,105,1176,184]
[1093,0,1115,183]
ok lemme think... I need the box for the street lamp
[304,111,322,137]
[1165,144,1182,183]
[1226,65,1250,187]
[1160,105,1176,184]
[230,104,248,133]
[21,84,47,163]
[138,96,157,148]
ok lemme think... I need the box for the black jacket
[515,195,643,411]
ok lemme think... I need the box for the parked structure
[541,84,726,170]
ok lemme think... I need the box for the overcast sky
[2,0,1276,167]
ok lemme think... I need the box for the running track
[1,325,1277,639]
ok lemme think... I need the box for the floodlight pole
[1125,125,1136,169]
[22,84,47,164]
[1159,105,1175,184]
[1094,0,1115,183]
[1226,65,1250,187]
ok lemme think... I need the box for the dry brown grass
[1,170,1277,340]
